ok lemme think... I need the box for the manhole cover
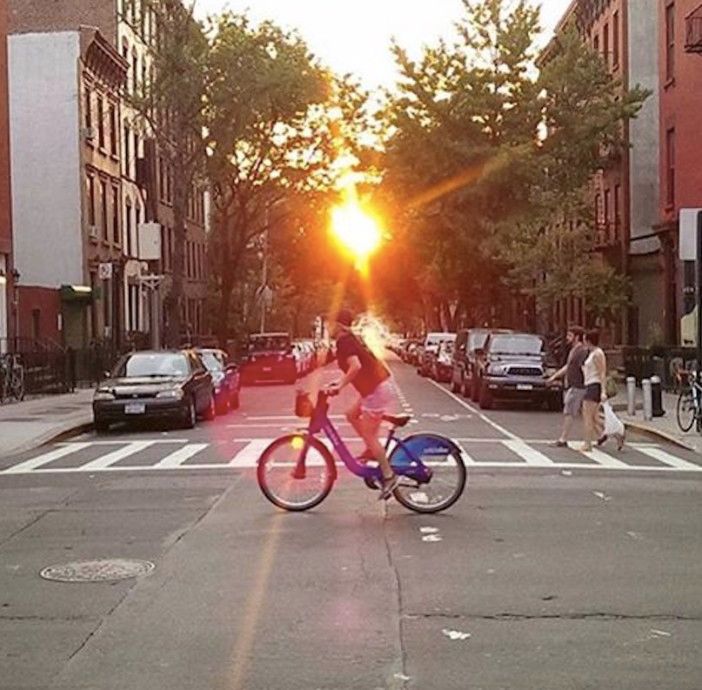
[40,559,154,583]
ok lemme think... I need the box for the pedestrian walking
[548,326,588,447]
[581,330,607,452]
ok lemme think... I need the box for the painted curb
[623,419,698,454]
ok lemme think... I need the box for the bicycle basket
[295,391,314,418]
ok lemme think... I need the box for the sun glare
[330,199,383,269]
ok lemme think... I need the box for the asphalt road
[1,356,701,689]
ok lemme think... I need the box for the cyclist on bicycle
[325,309,399,499]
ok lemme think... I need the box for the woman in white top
[581,330,607,452]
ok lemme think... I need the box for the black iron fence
[621,346,698,391]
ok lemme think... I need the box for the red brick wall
[8,0,118,46]
[659,0,702,223]
[17,286,61,342]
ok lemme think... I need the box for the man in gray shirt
[548,326,588,447]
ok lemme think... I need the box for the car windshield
[115,353,190,378]
[200,351,224,372]
[426,334,455,347]
[489,335,544,355]
[249,336,290,352]
[468,331,490,350]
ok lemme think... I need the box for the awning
[60,285,93,303]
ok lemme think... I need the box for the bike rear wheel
[257,434,336,512]
[389,433,467,514]
[677,387,696,432]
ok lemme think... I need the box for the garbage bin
[651,375,664,418]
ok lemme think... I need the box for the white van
[418,332,456,376]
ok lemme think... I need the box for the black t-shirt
[565,343,588,389]
[336,333,390,397]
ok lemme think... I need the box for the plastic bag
[602,401,625,438]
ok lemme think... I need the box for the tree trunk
[166,152,186,347]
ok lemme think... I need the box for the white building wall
[8,32,83,287]
[628,0,660,256]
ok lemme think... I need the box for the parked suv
[242,333,297,384]
[450,328,490,397]
[473,332,562,410]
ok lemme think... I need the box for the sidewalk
[614,391,702,455]
[0,389,94,458]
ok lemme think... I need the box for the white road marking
[427,380,518,440]
[503,440,555,466]
[154,443,209,468]
[635,446,702,471]
[229,440,271,466]
[2,443,92,474]
[80,441,155,470]
[571,444,629,468]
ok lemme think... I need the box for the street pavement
[1,355,700,689]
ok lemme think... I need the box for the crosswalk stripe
[230,439,271,467]
[573,444,629,468]
[154,443,209,468]
[2,443,92,474]
[456,443,478,465]
[635,446,702,471]
[80,441,155,470]
[502,440,554,465]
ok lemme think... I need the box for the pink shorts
[360,380,395,418]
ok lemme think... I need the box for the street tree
[128,0,208,346]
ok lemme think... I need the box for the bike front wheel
[677,387,696,432]
[389,433,467,514]
[257,434,336,512]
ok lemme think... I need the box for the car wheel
[230,390,240,410]
[479,382,493,410]
[94,420,110,434]
[451,377,460,394]
[183,398,197,429]
[471,378,480,402]
[215,394,229,416]
[204,395,216,421]
[547,394,563,412]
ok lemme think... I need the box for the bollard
[627,376,636,416]
[642,378,653,421]
[651,375,664,417]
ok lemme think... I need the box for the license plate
[263,367,272,372]
[517,384,533,391]
[125,403,146,415]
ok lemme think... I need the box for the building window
[666,127,676,207]
[97,97,105,149]
[112,186,120,244]
[603,22,609,67]
[109,104,118,157]
[604,188,612,239]
[123,124,131,177]
[125,199,132,256]
[612,12,620,67]
[84,87,92,129]
[31,309,41,341]
[159,156,165,200]
[100,180,108,239]
[135,203,141,258]
[595,192,603,225]
[593,33,599,53]
[614,184,621,238]
[666,3,675,82]
[132,52,139,94]
[87,175,96,226]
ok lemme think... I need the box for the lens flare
[290,436,305,451]
[330,198,383,270]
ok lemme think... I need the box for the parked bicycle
[676,369,702,433]
[0,353,26,403]
[256,390,467,513]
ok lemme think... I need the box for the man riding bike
[325,309,399,500]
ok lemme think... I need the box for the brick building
[8,0,208,348]
[543,0,661,345]
[0,0,14,347]
[657,1,702,344]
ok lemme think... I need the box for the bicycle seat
[382,414,412,428]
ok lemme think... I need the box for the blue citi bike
[256,390,467,513]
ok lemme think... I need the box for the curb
[5,417,94,457]
[622,419,698,454]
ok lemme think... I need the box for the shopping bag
[602,401,625,438]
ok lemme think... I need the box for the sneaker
[379,474,400,501]
[616,431,626,451]
[551,440,568,448]
[596,435,608,447]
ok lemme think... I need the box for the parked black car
[241,333,297,384]
[451,328,512,400]
[197,348,241,414]
[93,350,215,431]
[473,332,562,411]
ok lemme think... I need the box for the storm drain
[40,559,155,583]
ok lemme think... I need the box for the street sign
[679,209,702,260]
[98,262,113,280]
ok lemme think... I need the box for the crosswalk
[1,437,701,476]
